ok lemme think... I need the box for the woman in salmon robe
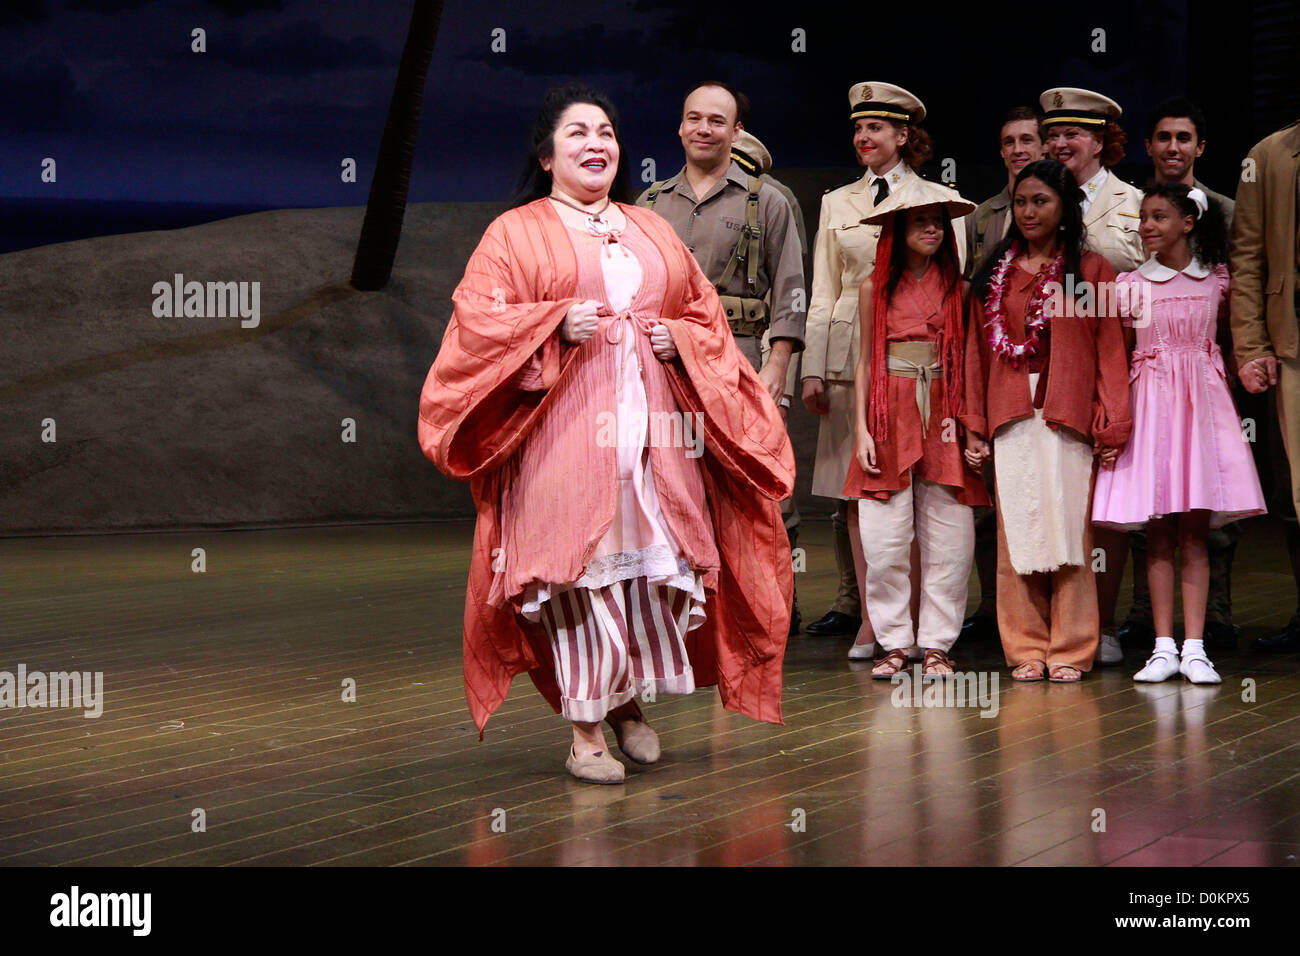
[417,86,794,784]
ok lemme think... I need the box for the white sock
[1182,638,1205,658]
[1154,636,1177,655]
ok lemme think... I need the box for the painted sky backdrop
[2,0,1250,216]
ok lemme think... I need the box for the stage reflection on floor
[1,520,1298,866]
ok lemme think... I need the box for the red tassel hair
[866,207,966,443]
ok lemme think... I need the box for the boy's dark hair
[1147,96,1207,142]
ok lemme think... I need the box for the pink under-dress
[1091,258,1266,530]
[489,213,711,722]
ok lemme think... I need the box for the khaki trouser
[995,471,1100,672]
[831,500,861,615]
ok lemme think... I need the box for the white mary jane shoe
[1095,630,1124,666]
[1179,653,1222,685]
[847,641,876,660]
[1133,651,1180,683]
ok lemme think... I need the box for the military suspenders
[647,175,769,336]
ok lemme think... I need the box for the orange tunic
[963,251,1131,448]
[842,268,989,506]
[417,199,795,734]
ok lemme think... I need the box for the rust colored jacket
[418,199,795,734]
[964,250,1131,448]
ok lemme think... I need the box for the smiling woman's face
[541,102,619,203]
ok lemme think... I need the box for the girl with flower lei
[962,159,1132,684]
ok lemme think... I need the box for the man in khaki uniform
[1041,86,1144,666]
[964,106,1045,278]
[731,129,805,407]
[1231,118,1300,651]
[638,81,806,632]
[733,130,807,256]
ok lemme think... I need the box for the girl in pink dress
[1091,182,1266,684]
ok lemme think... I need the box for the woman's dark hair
[1143,180,1229,265]
[511,85,630,207]
[899,122,934,167]
[884,204,960,305]
[972,158,1086,299]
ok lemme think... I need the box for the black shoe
[960,613,998,643]
[1118,618,1156,646]
[804,610,861,636]
[1253,620,1300,652]
[1202,620,1238,652]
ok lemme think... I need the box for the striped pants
[537,577,698,722]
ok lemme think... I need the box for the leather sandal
[1011,659,1047,682]
[871,648,911,680]
[922,648,956,678]
[565,746,625,784]
[1048,663,1083,683]
[606,699,661,765]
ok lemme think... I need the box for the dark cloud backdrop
[0,0,1279,246]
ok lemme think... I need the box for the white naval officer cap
[847,81,926,125]
[1039,87,1122,128]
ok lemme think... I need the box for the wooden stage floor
[2,518,1299,867]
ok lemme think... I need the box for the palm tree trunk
[351,0,444,291]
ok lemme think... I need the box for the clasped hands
[1239,355,1279,394]
[561,299,677,362]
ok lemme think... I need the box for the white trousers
[858,478,974,651]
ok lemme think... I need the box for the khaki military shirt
[637,161,805,351]
[964,185,1012,278]
[1083,169,1145,274]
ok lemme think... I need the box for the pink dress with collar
[1092,260,1266,529]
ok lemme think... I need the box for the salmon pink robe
[418,199,795,734]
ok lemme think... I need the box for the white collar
[1137,254,1211,282]
[867,158,906,188]
[1081,166,1109,197]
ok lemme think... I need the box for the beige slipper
[609,712,661,765]
[565,746,625,784]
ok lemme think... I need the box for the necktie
[873,176,890,206]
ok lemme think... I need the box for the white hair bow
[1186,186,1208,219]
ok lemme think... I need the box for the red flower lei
[983,242,1065,368]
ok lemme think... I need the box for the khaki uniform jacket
[804,166,968,383]
[636,161,806,351]
[964,185,1012,279]
[804,166,912,383]
[1083,169,1145,274]
[759,173,807,400]
[1230,121,1300,364]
